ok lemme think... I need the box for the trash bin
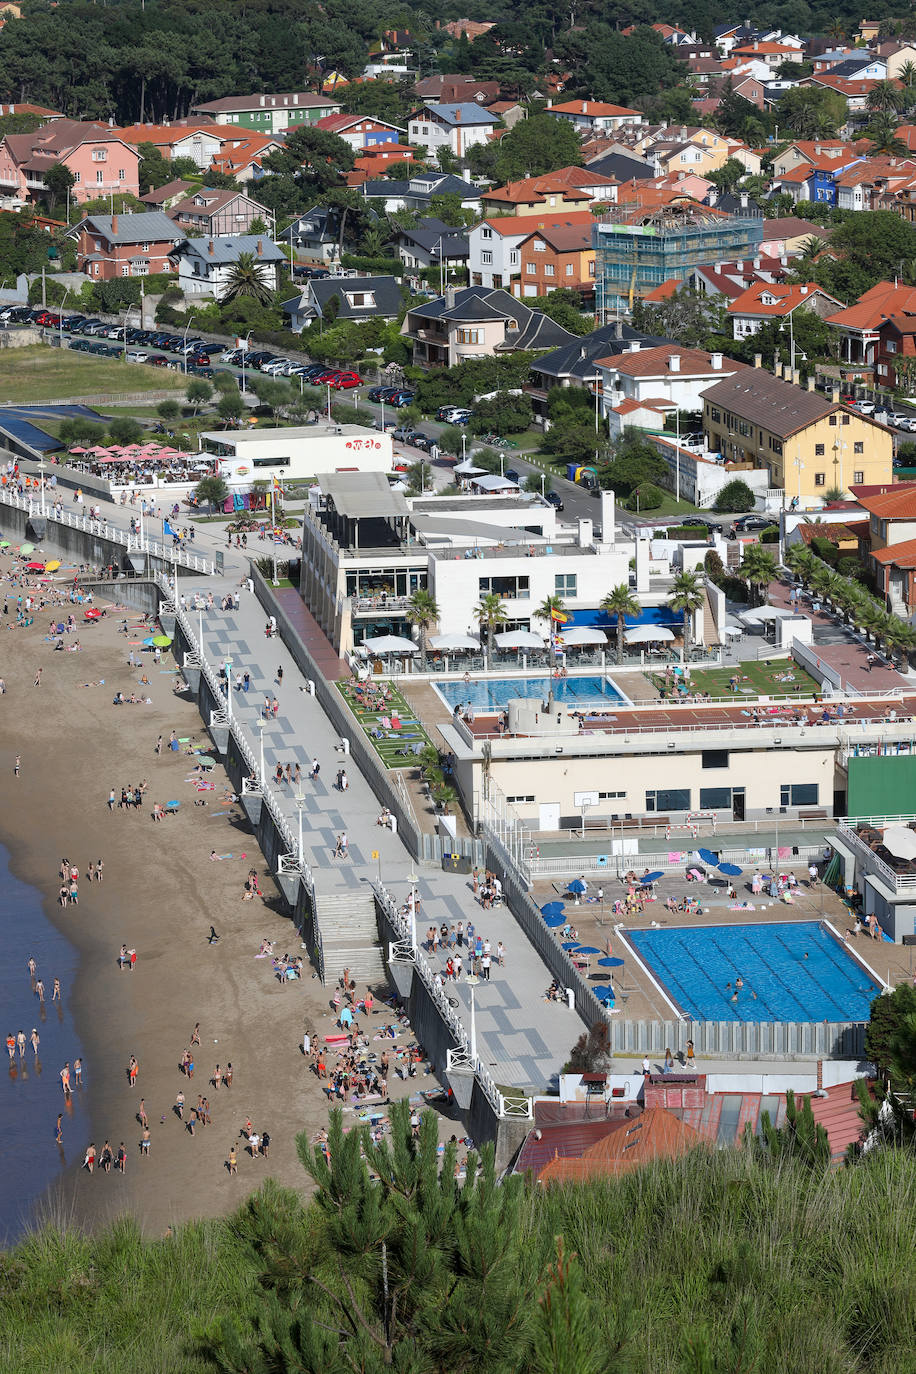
[565,988,575,1011]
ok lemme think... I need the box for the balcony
[835,816,916,893]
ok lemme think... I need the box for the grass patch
[337,679,434,768]
[648,659,820,699]
[0,346,187,403]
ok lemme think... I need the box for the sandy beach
[0,579,441,1238]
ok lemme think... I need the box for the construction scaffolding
[592,203,763,317]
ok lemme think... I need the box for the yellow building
[701,367,893,502]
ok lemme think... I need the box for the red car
[329,371,362,389]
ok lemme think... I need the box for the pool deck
[531,868,912,1025]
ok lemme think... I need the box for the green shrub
[760,524,779,543]
[629,482,662,510]
[713,478,756,512]
[666,525,708,539]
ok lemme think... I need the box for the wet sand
[0,592,435,1238]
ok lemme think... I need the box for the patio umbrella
[593,985,615,1005]
[741,605,793,623]
[541,901,566,917]
[642,870,664,883]
[597,956,625,968]
[722,625,743,637]
[561,941,579,951]
[152,634,172,648]
[573,945,601,956]
[881,825,916,861]
[19,543,34,554]
[718,862,743,876]
[624,624,676,644]
[695,848,719,866]
[68,446,87,454]
[544,913,566,928]
[494,630,544,650]
[454,460,487,475]
[567,878,587,893]
[559,626,607,646]
[428,634,481,651]
[362,634,419,654]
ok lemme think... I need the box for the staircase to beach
[315,889,387,987]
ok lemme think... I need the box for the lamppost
[239,331,253,395]
[257,719,266,784]
[465,973,479,1060]
[224,657,232,722]
[57,288,70,352]
[182,313,201,374]
[406,869,419,954]
[294,789,306,863]
[794,454,805,508]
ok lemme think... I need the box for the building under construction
[593,202,763,316]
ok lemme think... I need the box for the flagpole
[270,481,278,586]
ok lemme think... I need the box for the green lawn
[0,346,187,403]
[648,660,820,699]
[337,680,434,768]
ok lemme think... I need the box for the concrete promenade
[184,577,584,1093]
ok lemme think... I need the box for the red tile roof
[855,485,916,517]
[537,1108,704,1182]
[825,280,916,330]
[871,537,916,566]
[550,99,643,118]
[599,345,745,377]
[728,282,842,316]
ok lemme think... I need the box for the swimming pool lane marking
[822,919,890,993]
[615,928,685,1019]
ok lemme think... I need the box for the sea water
[0,843,85,1244]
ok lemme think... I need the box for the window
[96,170,104,183]
[480,251,492,265]
[481,227,492,239]
[565,263,574,276]
[507,794,535,804]
[94,239,101,251]
[700,787,732,809]
[815,443,824,455]
[814,472,825,486]
[252,455,291,468]
[854,441,863,454]
[118,169,125,180]
[701,749,729,769]
[141,242,150,252]
[829,414,837,425]
[478,574,529,597]
[457,328,481,344]
[73,171,80,183]
[646,788,691,812]
[554,573,577,596]
[853,469,864,484]
[842,414,849,424]
[597,791,625,801]
[526,263,536,274]
[121,264,130,277]
[886,339,897,353]
[544,263,555,276]
[780,783,818,806]
[508,251,519,265]
[91,148,107,161]
[710,407,721,423]
[532,240,545,252]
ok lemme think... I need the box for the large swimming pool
[435,674,627,711]
[628,921,880,1023]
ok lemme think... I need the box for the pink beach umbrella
[69,446,87,454]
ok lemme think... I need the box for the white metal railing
[835,817,916,892]
[374,881,530,1120]
[525,845,825,882]
[0,486,214,574]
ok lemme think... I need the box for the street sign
[371,850,379,860]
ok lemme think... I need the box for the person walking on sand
[13,755,20,778]
[128,1055,139,1087]
[117,1143,127,1174]
[228,1145,238,1175]
[74,1058,82,1085]
[213,1064,222,1090]
[60,1062,71,1097]
[175,1090,185,1120]
[83,1143,96,1174]
[138,1099,148,1130]
[108,788,115,811]
[52,978,61,1002]
[224,1062,233,1088]
[35,979,44,1003]
[190,1023,201,1046]
[140,1128,151,1156]
[34,667,41,687]
[30,1028,39,1058]
[16,1030,25,1058]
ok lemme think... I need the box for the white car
[126,350,149,362]
[261,358,292,375]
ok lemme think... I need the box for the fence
[606,1018,865,1058]
[0,485,214,574]
[524,844,825,884]
[791,638,844,694]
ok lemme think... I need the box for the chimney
[256,238,263,256]
[800,284,808,295]
[807,375,816,391]
[831,385,840,403]
[714,260,723,272]
[740,191,748,207]
[669,353,681,371]
[710,350,724,370]
[208,239,214,255]
[793,368,800,386]
[753,352,762,368]
[455,109,461,121]
[627,340,641,352]
[111,212,118,234]
[780,253,788,266]
[445,284,456,308]
[582,101,588,114]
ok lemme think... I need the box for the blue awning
[565,605,680,630]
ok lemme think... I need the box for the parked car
[505,469,520,483]
[369,385,400,402]
[544,491,564,511]
[330,371,361,389]
[126,350,149,362]
[679,515,714,528]
[729,514,770,537]
[389,390,415,408]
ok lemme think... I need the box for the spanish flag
[272,475,284,496]
[551,608,568,624]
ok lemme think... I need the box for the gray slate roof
[701,370,837,438]
[410,286,577,351]
[172,234,286,265]
[533,325,673,382]
[410,102,500,126]
[309,275,403,318]
[80,212,186,244]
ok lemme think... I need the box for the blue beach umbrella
[597,956,625,968]
[561,941,580,951]
[642,870,664,883]
[593,985,615,1005]
[574,945,601,956]
[142,636,155,646]
[696,847,719,866]
[718,862,743,876]
[544,914,566,928]
[540,901,566,917]
[567,878,587,893]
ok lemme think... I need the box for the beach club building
[199,423,394,488]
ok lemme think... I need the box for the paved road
[182,578,584,1093]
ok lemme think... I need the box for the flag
[272,475,284,496]
[551,608,568,623]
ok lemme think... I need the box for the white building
[169,234,286,299]
[200,423,394,487]
[407,103,500,157]
[598,344,748,421]
[468,218,524,290]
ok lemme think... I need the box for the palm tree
[600,584,641,664]
[884,617,916,667]
[405,588,439,668]
[784,544,817,587]
[797,235,824,262]
[738,544,779,607]
[867,80,905,114]
[668,570,704,659]
[865,110,906,155]
[534,595,567,675]
[474,592,507,662]
[221,251,275,305]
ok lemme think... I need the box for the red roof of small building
[825,280,916,331]
[549,99,643,118]
[728,281,842,316]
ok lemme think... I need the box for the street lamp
[794,453,805,508]
[182,313,201,374]
[406,870,419,953]
[240,331,253,395]
[57,288,70,352]
[465,973,480,1060]
[294,790,306,862]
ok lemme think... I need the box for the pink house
[0,120,140,205]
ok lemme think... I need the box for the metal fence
[607,1018,865,1058]
[524,845,825,884]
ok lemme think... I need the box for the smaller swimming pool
[628,921,880,1023]
[436,674,627,711]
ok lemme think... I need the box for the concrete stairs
[315,889,387,987]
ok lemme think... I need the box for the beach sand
[0,594,445,1238]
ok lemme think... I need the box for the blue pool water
[628,921,880,1023]
[436,674,626,710]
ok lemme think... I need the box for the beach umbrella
[541,900,565,916]
[25,561,45,571]
[0,540,9,548]
[362,634,419,654]
[567,878,587,893]
[597,956,625,968]
[642,870,664,883]
[152,634,172,648]
[718,862,743,876]
[561,941,579,950]
[84,608,102,620]
[142,636,155,646]
[19,543,34,554]
[573,945,601,956]
[45,560,60,572]
[544,913,566,928]
[696,848,719,866]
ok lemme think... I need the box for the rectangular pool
[628,921,880,1023]
[436,674,627,711]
